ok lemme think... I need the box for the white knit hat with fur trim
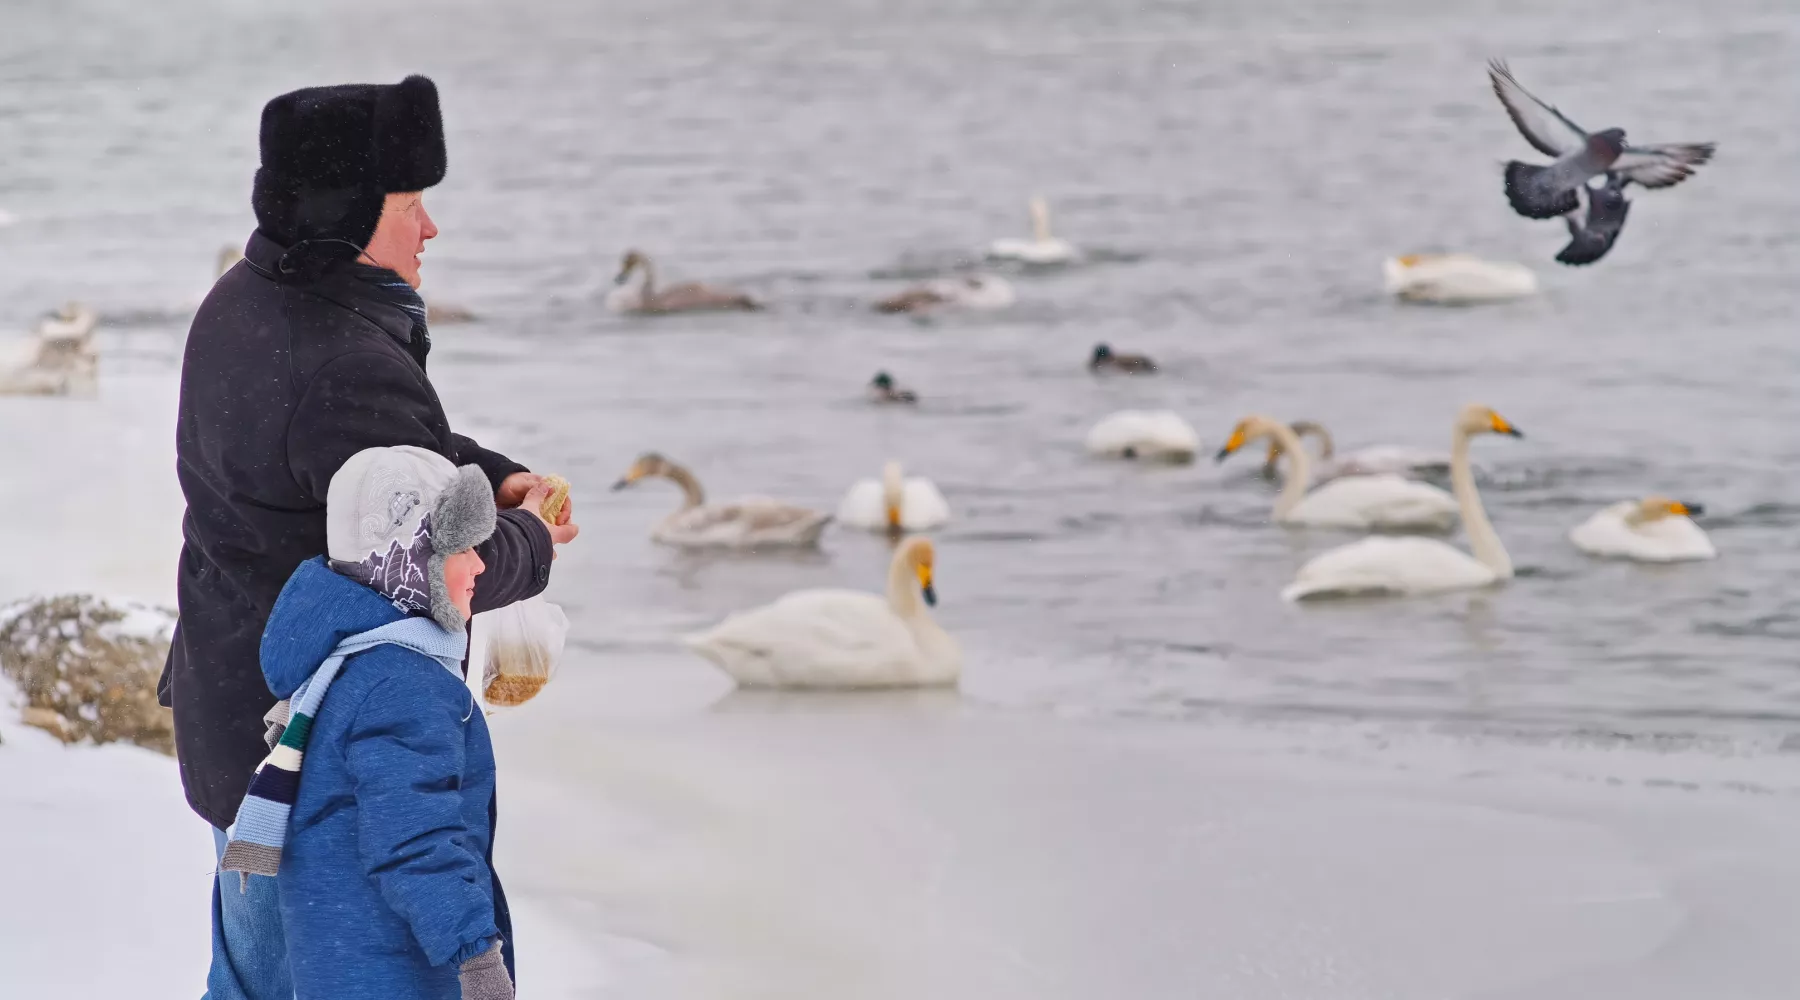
[325,445,497,631]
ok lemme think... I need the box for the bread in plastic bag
[472,595,569,707]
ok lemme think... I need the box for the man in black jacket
[163,75,573,999]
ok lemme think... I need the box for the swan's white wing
[989,237,1079,264]
[1084,410,1199,459]
[836,478,888,529]
[1283,536,1497,601]
[683,590,935,688]
[902,478,951,529]
[1569,504,1716,562]
[1291,475,1458,529]
[1388,256,1538,304]
[1488,59,1587,157]
[1612,143,1716,190]
[657,500,830,548]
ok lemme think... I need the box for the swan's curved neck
[886,551,925,619]
[1451,430,1511,577]
[1267,423,1313,519]
[661,464,705,508]
[1030,200,1051,242]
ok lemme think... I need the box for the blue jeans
[206,826,293,1000]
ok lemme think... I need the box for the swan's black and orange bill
[1670,500,1704,517]
[1489,412,1524,438]
[1214,427,1248,463]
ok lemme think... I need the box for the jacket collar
[242,230,416,347]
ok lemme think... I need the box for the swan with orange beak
[681,536,960,688]
[1570,496,1715,562]
[836,460,950,533]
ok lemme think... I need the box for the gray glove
[459,939,514,1000]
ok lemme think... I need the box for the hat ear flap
[424,465,495,633]
[428,465,498,557]
[375,75,446,192]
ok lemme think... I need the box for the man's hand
[511,478,579,549]
[497,472,575,527]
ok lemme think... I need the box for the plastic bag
[473,595,569,707]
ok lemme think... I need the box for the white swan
[874,274,1015,314]
[1281,405,1524,600]
[1570,497,1715,562]
[987,195,1080,265]
[611,453,831,549]
[2,303,99,397]
[1086,410,1199,463]
[837,461,950,532]
[682,536,960,688]
[607,250,760,314]
[1383,254,1538,305]
[1217,415,1461,530]
[1263,420,1453,484]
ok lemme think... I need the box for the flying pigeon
[1556,173,1632,266]
[1488,59,1714,220]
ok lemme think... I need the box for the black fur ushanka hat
[251,75,446,276]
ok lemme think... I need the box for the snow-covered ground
[5,371,1800,998]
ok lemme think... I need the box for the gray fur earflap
[425,465,497,631]
[431,465,498,556]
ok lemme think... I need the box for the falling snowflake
[339,513,434,614]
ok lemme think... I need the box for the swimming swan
[1086,410,1199,462]
[607,250,761,314]
[1383,254,1538,305]
[987,195,1080,265]
[681,536,960,688]
[1217,415,1462,529]
[1570,496,1714,562]
[1281,405,1524,600]
[837,461,950,532]
[1,303,99,397]
[1262,420,1453,484]
[611,453,830,548]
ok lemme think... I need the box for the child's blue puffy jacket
[261,557,512,998]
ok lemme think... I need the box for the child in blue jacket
[221,445,543,999]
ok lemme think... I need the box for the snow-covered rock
[0,594,174,753]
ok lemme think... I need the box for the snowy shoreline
[7,640,1800,997]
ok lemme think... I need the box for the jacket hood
[260,556,412,699]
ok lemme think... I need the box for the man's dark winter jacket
[161,230,553,830]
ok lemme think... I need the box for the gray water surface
[3,0,1798,746]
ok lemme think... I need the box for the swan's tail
[1503,161,1581,220]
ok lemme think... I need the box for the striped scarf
[219,616,469,886]
[351,263,431,365]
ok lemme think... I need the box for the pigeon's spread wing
[1613,143,1715,189]
[1488,59,1587,157]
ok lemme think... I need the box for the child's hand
[459,939,514,999]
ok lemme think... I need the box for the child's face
[442,549,485,620]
